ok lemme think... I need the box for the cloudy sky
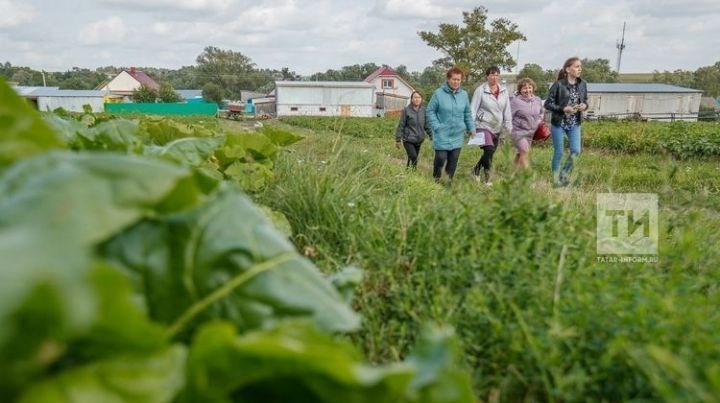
[1,0,718,75]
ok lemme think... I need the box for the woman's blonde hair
[516,78,537,93]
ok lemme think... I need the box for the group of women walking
[394,57,587,186]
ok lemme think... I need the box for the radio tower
[616,22,627,73]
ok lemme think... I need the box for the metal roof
[275,81,374,88]
[13,86,59,95]
[23,88,111,97]
[588,83,702,93]
[176,89,203,99]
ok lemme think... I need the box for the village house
[364,66,416,115]
[97,67,160,98]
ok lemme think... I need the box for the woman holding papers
[470,66,512,186]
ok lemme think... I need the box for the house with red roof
[364,66,416,114]
[97,67,160,98]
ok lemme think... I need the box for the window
[319,107,326,112]
[290,107,298,111]
[381,79,394,89]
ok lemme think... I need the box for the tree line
[3,6,719,101]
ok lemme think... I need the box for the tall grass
[259,122,720,401]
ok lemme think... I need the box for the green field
[4,78,720,403]
[261,116,720,401]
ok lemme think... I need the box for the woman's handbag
[533,121,551,142]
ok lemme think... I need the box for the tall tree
[202,82,224,106]
[195,46,257,100]
[579,58,618,83]
[652,69,696,88]
[517,63,555,98]
[418,7,526,84]
[694,61,720,97]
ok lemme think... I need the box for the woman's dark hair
[558,57,581,80]
[446,66,464,79]
[485,66,501,76]
[409,91,423,101]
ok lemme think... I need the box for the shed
[14,87,121,112]
[586,83,702,121]
[364,67,416,114]
[275,81,375,117]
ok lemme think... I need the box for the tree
[418,7,526,84]
[517,63,555,98]
[158,82,182,103]
[195,46,256,100]
[694,62,720,97]
[579,58,618,83]
[309,63,381,81]
[652,69,696,89]
[202,82,224,106]
[132,84,158,103]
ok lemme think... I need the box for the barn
[586,83,703,121]
[14,86,121,112]
[275,81,375,117]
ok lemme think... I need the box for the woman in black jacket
[544,57,588,185]
[395,91,432,169]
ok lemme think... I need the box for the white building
[275,81,375,117]
[97,68,160,97]
[14,87,121,112]
[587,83,703,121]
[364,67,416,114]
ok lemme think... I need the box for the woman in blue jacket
[426,67,476,182]
[544,57,588,185]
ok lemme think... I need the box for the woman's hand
[563,106,576,114]
[576,103,587,112]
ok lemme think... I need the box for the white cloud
[1,0,718,74]
[78,17,128,45]
[0,0,35,28]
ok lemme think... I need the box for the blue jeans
[551,124,582,177]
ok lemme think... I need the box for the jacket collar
[442,82,461,94]
[482,82,506,94]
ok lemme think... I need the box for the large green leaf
[0,152,209,399]
[75,120,144,153]
[0,79,63,169]
[180,321,476,403]
[180,321,413,403]
[18,346,186,403]
[144,136,224,166]
[260,126,303,146]
[0,151,206,247]
[218,133,279,165]
[223,161,274,191]
[43,114,92,145]
[100,186,360,337]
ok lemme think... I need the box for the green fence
[105,102,218,116]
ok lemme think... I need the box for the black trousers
[403,141,422,168]
[433,148,461,180]
[473,133,499,175]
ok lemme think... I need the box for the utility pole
[516,42,521,74]
[616,22,627,73]
[41,70,47,87]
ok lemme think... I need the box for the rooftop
[275,81,374,88]
[588,83,702,93]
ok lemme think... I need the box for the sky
[1,0,719,75]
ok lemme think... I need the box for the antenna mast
[616,22,627,73]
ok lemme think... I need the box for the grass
[257,119,720,402]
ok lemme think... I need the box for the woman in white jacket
[470,66,512,185]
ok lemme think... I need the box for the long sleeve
[395,109,407,142]
[464,93,476,133]
[426,93,441,133]
[423,109,432,139]
[470,86,482,123]
[544,82,562,112]
[502,93,513,132]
